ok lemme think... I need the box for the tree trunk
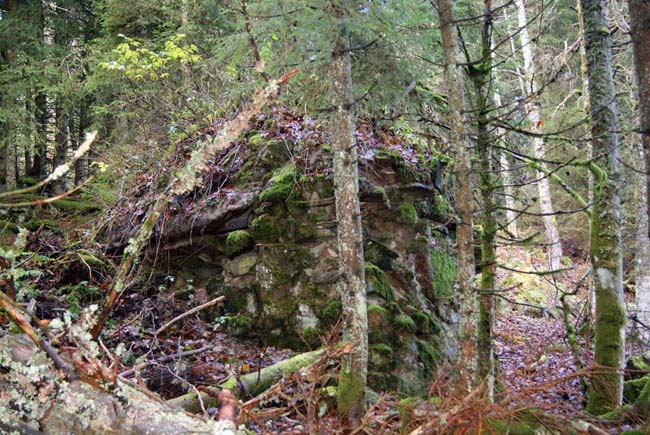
[41,0,57,179]
[327,1,367,425]
[469,0,496,397]
[580,0,625,414]
[515,0,563,272]
[630,0,650,240]
[435,0,477,391]
[635,143,650,341]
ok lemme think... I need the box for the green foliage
[0,229,44,300]
[58,281,100,316]
[101,34,200,81]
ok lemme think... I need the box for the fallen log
[168,349,325,413]
[0,333,225,434]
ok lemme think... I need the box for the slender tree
[630,0,650,239]
[635,142,650,341]
[580,0,625,414]
[514,0,563,272]
[434,0,477,390]
[327,0,367,425]
[466,0,497,396]
[630,0,650,341]
[41,0,57,180]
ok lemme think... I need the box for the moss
[251,215,279,242]
[301,326,319,345]
[287,248,314,269]
[371,186,388,202]
[430,249,457,300]
[418,341,442,375]
[370,343,393,357]
[370,343,394,370]
[367,304,387,318]
[248,133,267,147]
[0,220,19,233]
[365,263,394,301]
[394,313,416,332]
[407,234,429,254]
[78,249,106,268]
[259,163,296,202]
[50,198,100,213]
[337,365,364,417]
[413,311,440,335]
[322,299,342,322]
[397,397,418,432]
[364,242,398,270]
[226,230,254,255]
[587,296,627,415]
[486,418,537,435]
[398,202,418,226]
[432,194,454,220]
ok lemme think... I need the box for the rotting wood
[168,349,325,413]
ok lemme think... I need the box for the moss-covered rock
[394,313,417,332]
[259,163,296,203]
[226,230,254,255]
[398,202,419,226]
[251,215,279,242]
[226,253,258,276]
[431,249,457,300]
[321,299,342,323]
[366,263,394,301]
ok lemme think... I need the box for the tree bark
[0,334,228,435]
[327,1,367,425]
[469,0,497,397]
[515,0,563,271]
[435,0,477,391]
[580,0,625,414]
[635,143,650,341]
[41,0,57,179]
[630,0,650,239]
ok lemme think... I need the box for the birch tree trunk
[327,1,367,424]
[515,0,563,271]
[42,0,57,179]
[580,0,625,414]
[435,0,477,391]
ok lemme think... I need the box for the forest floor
[2,215,648,433]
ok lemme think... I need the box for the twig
[156,295,225,336]
[119,344,212,378]
[0,289,76,379]
[0,131,96,200]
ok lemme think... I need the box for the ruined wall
[146,122,460,394]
